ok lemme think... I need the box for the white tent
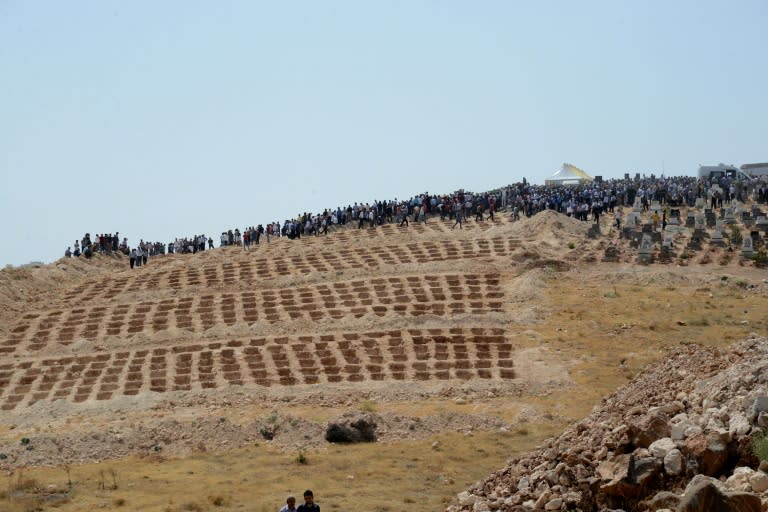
[545,163,593,186]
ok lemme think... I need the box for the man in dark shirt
[297,489,319,512]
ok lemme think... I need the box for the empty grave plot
[0,273,506,352]
[0,328,515,411]
[66,233,521,302]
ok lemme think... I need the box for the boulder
[663,448,684,475]
[746,396,768,422]
[685,433,728,476]
[649,437,676,459]
[678,477,761,512]
[729,413,751,437]
[325,413,377,443]
[748,470,768,492]
[597,453,660,498]
[630,414,671,448]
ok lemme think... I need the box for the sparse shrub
[208,494,230,506]
[567,242,575,250]
[114,498,127,507]
[180,502,205,512]
[754,248,768,268]
[295,451,308,465]
[260,426,275,440]
[730,227,743,245]
[359,400,376,412]
[752,431,768,462]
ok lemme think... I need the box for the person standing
[129,248,137,269]
[279,495,297,512]
[297,490,319,512]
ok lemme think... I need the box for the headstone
[756,216,768,233]
[650,201,662,215]
[603,244,620,262]
[586,224,601,239]
[686,212,696,228]
[742,211,754,227]
[669,209,681,225]
[724,208,736,224]
[695,215,706,231]
[633,197,643,212]
[705,209,717,228]
[710,229,725,247]
[642,223,654,233]
[742,237,754,258]
[638,234,654,263]
[694,197,706,209]
[751,231,762,249]
[627,212,641,227]
[660,234,676,261]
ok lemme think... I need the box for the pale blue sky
[1,1,766,267]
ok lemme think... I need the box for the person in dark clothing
[297,489,319,512]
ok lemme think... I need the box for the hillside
[1,208,767,512]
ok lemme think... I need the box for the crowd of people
[63,172,768,267]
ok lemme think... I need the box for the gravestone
[669,209,681,225]
[694,215,706,231]
[586,224,601,239]
[710,229,725,247]
[694,197,706,209]
[627,212,641,227]
[602,244,620,262]
[660,234,676,261]
[705,209,717,228]
[756,216,768,233]
[751,231,762,249]
[686,212,696,228]
[650,201,662,215]
[742,211,754,227]
[638,234,654,263]
[741,237,754,258]
[724,208,736,225]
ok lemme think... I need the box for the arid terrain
[1,208,767,512]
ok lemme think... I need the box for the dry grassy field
[1,211,766,512]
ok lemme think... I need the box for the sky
[1,1,766,267]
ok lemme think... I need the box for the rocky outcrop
[325,413,378,443]
[447,335,768,511]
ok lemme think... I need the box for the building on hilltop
[544,163,594,186]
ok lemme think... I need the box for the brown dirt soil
[0,209,766,512]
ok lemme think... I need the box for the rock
[749,471,768,492]
[726,467,754,492]
[679,477,761,512]
[597,454,660,498]
[746,396,768,422]
[325,413,377,443]
[458,491,476,507]
[729,413,751,437]
[685,433,728,476]
[544,497,562,510]
[631,413,670,448]
[649,437,676,459]
[758,411,768,428]
[642,490,680,510]
[663,448,683,475]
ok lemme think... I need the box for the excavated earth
[1,207,767,511]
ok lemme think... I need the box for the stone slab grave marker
[638,233,654,262]
[694,197,706,209]
[742,236,754,258]
[686,211,696,228]
[710,228,725,247]
[668,208,681,225]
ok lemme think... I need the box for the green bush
[753,432,768,462]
